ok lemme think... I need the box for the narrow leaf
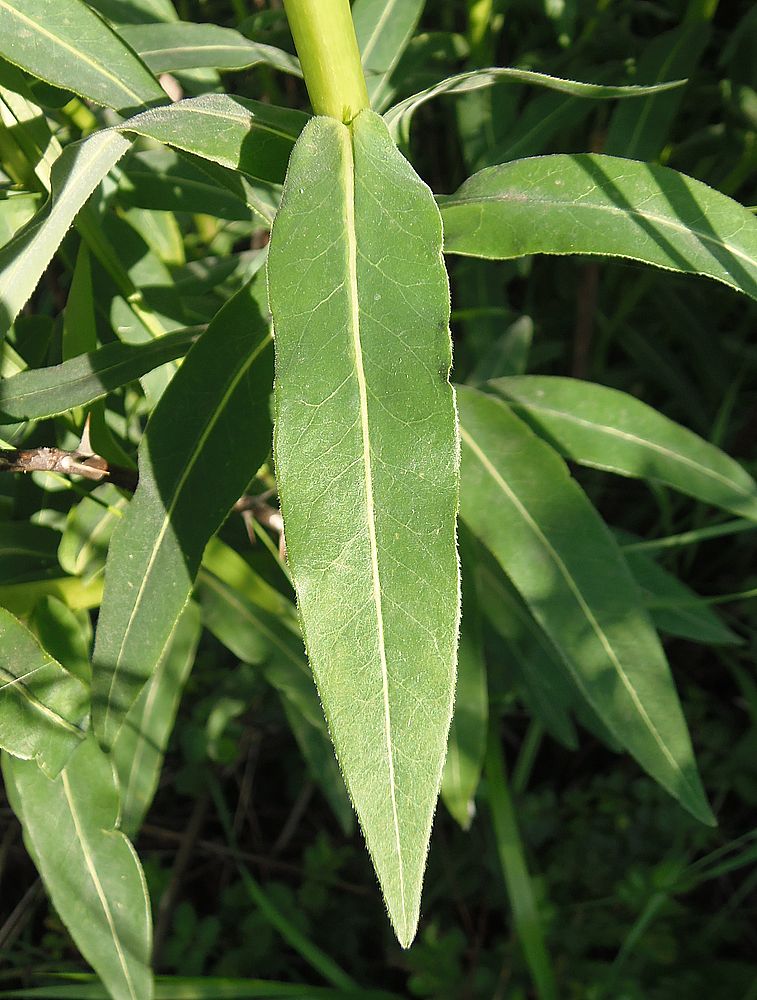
[439,154,757,301]
[92,279,273,747]
[0,521,60,584]
[0,606,87,776]
[353,0,425,112]
[118,21,301,76]
[0,0,164,110]
[268,110,460,946]
[0,131,132,337]
[118,95,308,185]
[457,385,714,825]
[112,602,201,837]
[3,738,153,1000]
[0,326,197,423]
[384,68,684,140]
[490,376,757,521]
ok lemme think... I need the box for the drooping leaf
[353,0,425,112]
[0,606,87,776]
[0,0,164,111]
[0,326,197,423]
[92,278,274,748]
[439,154,757,301]
[490,376,757,521]
[267,109,460,946]
[457,385,714,825]
[118,95,308,185]
[384,68,684,141]
[112,602,201,837]
[441,526,487,830]
[118,21,301,76]
[0,130,132,336]
[3,737,153,1000]
[30,595,93,686]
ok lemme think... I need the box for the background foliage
[0,0,756,997]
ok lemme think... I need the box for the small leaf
[92,278,274,747]
[457,385,714,825]
[353,0,425,112]
[268,110,460,946]
[0,131,132,337]
[113,602,201,837]
[490,376,757,521]
[441,527,487,830]
[59,484,128,584]
[0,0,164,110]
[384,68,684,140]
[439,154,757,301]
[3,738,153,1000]
[118,95,308,185]
[0,606,87,776]
[118,21,301,76]
[0,326,197,424]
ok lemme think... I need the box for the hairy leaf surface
[268,110,459,946]
[457,385,713,825]
[439,154,757,300]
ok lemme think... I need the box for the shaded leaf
[353,0,425,112]
[268,110,459,946]
[0,606,87,776]
[457,385,714,825]
[92,278,273,747]
[490,376,757,521]
[0,0,164,111]
[3,738,153,1000]
[439,154,757,301]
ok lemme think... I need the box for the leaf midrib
[341,124,406,926]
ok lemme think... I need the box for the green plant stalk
[282,0,368,122]
[486,722,556,1000]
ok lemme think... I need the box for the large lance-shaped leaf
[457,385,714,825]
[0,0,164,111]
[92,279,274,748]
[112,602,201,837]
[439,154,757,301]
[267,109,459,947]
[489,376,757,521]
[0,326,197,423]
[3,737,153,1000]
[118,95,308,185]
[0,606,88,776]
[118,21,301,77]
[0,130,132,336]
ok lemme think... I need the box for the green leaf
[0,521,60,584]
[439,154,757,301]
[0,131,132,337]
[30,596,92,686]
[353,0,425,113]
[92,279,274,748]
[490,376,757,521]
[112,602,201,837]
[0,326,197,423]
[384,68,684,141]
[118,95,308,185]
[0,978,402,999]
[0,0,164,111]
[267,110,459,947]
[0,606,87,776]
[3,737,153,1000]
[118,21,301,76]
[441,527,487,830]
[457,385,714,825]
[59,484,128,584]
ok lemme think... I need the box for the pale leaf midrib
[460,423,697,798]
[0,663,84,736]
[61,770,138,1000]
[100,331,272,738]
[341,125,407,928]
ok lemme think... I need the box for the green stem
[282,0,369,122]
[486,723,556,1000]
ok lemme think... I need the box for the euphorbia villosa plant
[0,0,755,996]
